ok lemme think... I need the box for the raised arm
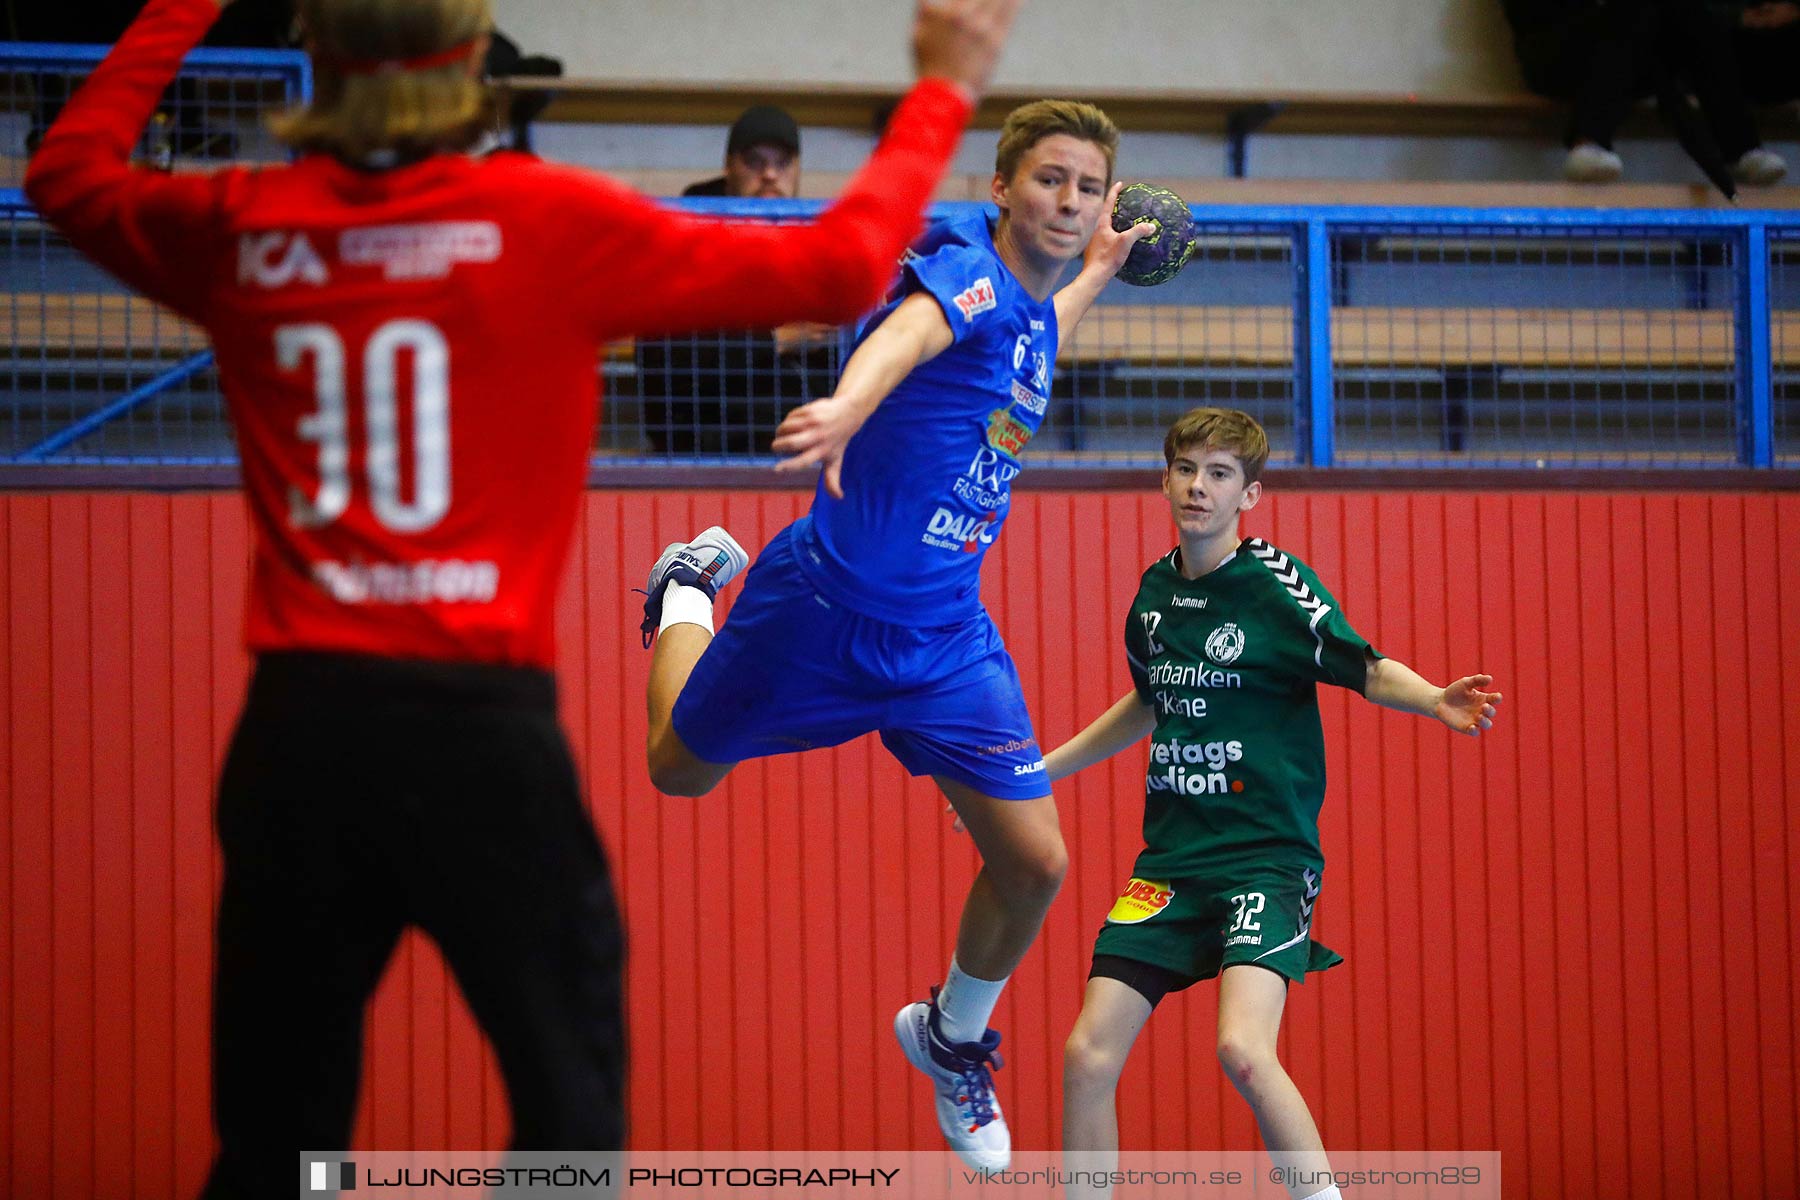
[1364,656,1502,737]
[22,0,234,319]
[1044,689,1158,783]
[1052,180,1155,333]
[568,0,1021,338]
[770,291,954,497]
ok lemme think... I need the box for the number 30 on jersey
[277,318,451,533]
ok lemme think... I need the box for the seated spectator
[685,105,803,198]
[637,106,839,454]
[1502,0,1787,187]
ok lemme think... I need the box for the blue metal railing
[2,41,308,464]
[5,183,1798,467]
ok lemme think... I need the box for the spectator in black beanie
[638,105,839,455]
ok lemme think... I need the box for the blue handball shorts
[670,526,1050,800]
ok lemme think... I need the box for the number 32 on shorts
[1228,891,1265,933]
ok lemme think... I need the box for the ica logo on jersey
[239,231,329,289]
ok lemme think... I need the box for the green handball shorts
[1091,863,1344,986]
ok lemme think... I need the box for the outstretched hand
[772,394,867,499]
[1437,674,1502,737]
[1084,181,1158,279]
[912,0,1025,99]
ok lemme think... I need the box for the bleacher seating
[491,77,1800,149]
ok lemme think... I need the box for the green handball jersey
[1125,538,1379,879]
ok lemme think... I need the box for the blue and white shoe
[639,526,747,647]
[894,988,1010,1171]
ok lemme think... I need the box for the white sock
[1299,1186,1341,1200]
[935,957,1007,1043]
[658,582,715,636]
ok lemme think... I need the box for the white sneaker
[638,526,747,646]
[894,990,1010,1171]
[1564,142,1624,183]
[1732,147,1788,187]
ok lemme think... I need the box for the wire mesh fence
[1,208,233,461]
[1329,222,1743,467]
[0,35,1793,476]
[1048,223,1299,465]
[1775,229,1799,468]
[0,43,305,187]
[594,206,842,463]
[2,43,307,463]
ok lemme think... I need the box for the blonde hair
[1163,407,1271,483]
[271,0,495,161]
[993,100,1119,185]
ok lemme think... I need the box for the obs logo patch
[1205,622,1245,666]
[1106,878,1174,924]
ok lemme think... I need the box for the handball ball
[1112,183,1196,287]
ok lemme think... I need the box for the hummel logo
[1248,539,1332,668]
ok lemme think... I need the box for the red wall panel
[3,488,1798,1199]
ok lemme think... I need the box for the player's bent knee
[1064,1028,1127,1092]
[1013,835,1070,898]
[646,737,729,797]
[1215,1032,1279,1088]
[648,760,722,797]
[644,715,722,795]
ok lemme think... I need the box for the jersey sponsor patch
[238,231,328,289]
[340,221,502,281]
[922,506,998,553]
[952,276,997,321]
[311,557,500,605]
[1009,378,1048,416]
[1106,877,1175,924]
[985,407,1034,457]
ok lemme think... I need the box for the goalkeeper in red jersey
[25,0,1020,1193]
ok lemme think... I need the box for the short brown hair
[993,100,1119,185]
[1163,407,1271,483]
[271,0,495,162]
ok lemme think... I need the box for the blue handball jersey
[794,211,1057,626]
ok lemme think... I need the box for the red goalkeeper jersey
[26,0,972,668]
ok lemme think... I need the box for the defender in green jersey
[1047,408,1501,1200]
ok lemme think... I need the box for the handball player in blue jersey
[640,101,1154,1169]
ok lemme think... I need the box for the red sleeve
[22,0,231,321]
[553,79,975,339]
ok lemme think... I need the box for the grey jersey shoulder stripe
[1244,537,1331,668]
